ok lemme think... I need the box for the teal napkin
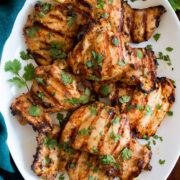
[0,0,25,175]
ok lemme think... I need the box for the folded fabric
[0,0,25,175]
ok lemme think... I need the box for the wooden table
[167,11,180,180]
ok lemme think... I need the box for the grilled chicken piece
[24,2,92,65]
[32,124,151,180]
[32,124,110,180]
[101,138,152,179]
[30,64,93,113]
[94,77,175,138]
[61,101,131,156]
[10,93,53,133]
[121,2,166,43]
[55,0,165,43]
[32,124,61,179]
[68,20,156,93]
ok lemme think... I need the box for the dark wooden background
[167,11,180,180]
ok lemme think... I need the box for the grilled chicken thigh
[30,64,93,113]
[10,93,53,133]
[32,125,110,180]
[94,77,175,138]
[68,20,156,93]
[56,0,165,43]
[61,101,131,156]
[32,125,151,180]
[24,2,92,65]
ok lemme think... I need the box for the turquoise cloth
[0,0,25,175]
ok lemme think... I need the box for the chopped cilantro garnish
[100,85,110,95]
[86,61,95,68]
[91,50,96,59]
[38,92,44,100]
[43,136,58,149]
[108,0,113,4]
[63,98,79,106]
[78,128,90,136]
[43,156,50,164]
[119,95,130,103]
[50,41,64,49]
[146,44,153,51]
[118,60,127,67]
[67,5,73,10]
[89,74,100,81]
[136,50,143,59]
[110,131,122,142]
[68,163,76,169]
[153,33,160,41]
[156,104,161,110]
[110,21,114,26]
[100,131,104,136]
[29,106,40,116]
[166,111,173,116]
[51,92,56,96]
[26,27,40,38]
[59,173,65,180]
[88,176,93,180]
[101,13,108,19]
[126,105,132,111]
[38,12,44,18]
[113,37,120,46]
[85,88,91,96]
[159,159,165,165]
[166,47,173,52]
[80,96,89,104]
[96,0,105,9]
[152,139,156,145]
[67,17,76,27]
[99,155,116,165]
[93,146,99,153]
[93,166,98,172]
[136,104,143,111]
[143,135,150,140]
[110,116,120,125]
[120,147,132,161]
[61,72,74,85]
[57,113,64,125]
[20,51,32,60]
[91,107,97,116]
[144,105,154,115]
[87,161,92,167]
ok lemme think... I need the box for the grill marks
[101,77,175,138]
[30,64,92,113]
[10,93,53,133]
[122,2,166,43]
[68,20,156,93]
[24,3,92,66]
[61,102,131,156]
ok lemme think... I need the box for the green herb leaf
[20,51,32,60]
[43,136,58,149]
[85,88,91,96]
[36,77,46,85]
[146,44,152,51]
[91,107,97,116]
[126,105,132,111]
[110,116,120,125]
[23,63,35,81]
[61,72,74,85]
[8,77,26,88]
[166,111,173,116]
[144,105,154,116]
[29,106,40,116]
[78,128,90,136]
[99,155,116,165]
[156,104,161,110]
[118,60,127,67]
[166,47,173,52]
[80,96,89,104]
[38,92,45,100]
[91,50,96,59]
[86,61,95,68]
[153,33,160,41]
[113,37,120,46]
[59,173,65,180]
[88,176,93,180]
[119,95,130,103]
[168,0,180,11]
[136,104,143,111]
[67,5,73,10]
[143,135,150,140]
[38,12,45,18]
[93,146,99,153]
[100,85,110,95]
[110,131,122,142]
[43,156,50,164]
[120,147,132,161]
[93,166,98,172]
[108,0,113,4]
[50,41,64,49]
[67,17,76,27]
[51,92,56,96]
[159,159,165,165]
[100,131,104,136]
[89,74,100,81]
[136,50,143,59]
[5,59,21,75]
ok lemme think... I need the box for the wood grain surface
[167,10,180,180]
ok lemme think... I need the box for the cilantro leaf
[23,63,35,81]
[67,17,76,27]
[166,47,173,52]
[8,77,26,88]
[61,72,74,85]
[153,33,161,41]
[100,85,110,95]
[120,147,132,161]
[136,50,143,59]
[168,0,180,11]
[20,51,32,60]
[112,37,120,46]
[118,60,127,67]
[85,88,91,96]
[29,106,40,116]
[5,59,21,75]
[80,96,89,104]
[119,95,130,103]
